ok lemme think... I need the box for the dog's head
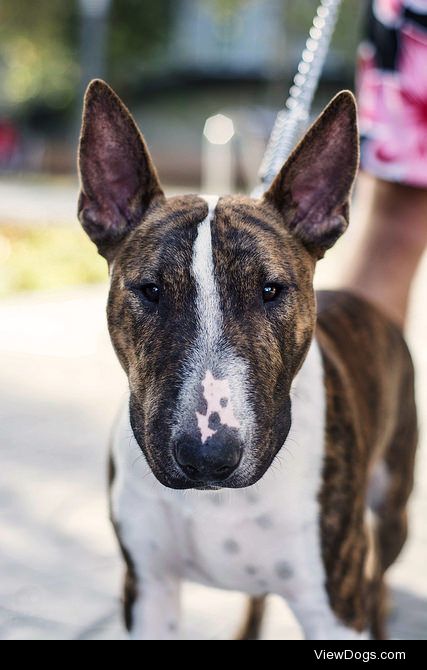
[78,80,358,490]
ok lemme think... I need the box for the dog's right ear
[78,80,165,260]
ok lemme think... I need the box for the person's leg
[347,2,427,328]
[347,175,427,328]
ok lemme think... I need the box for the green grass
[0,224,108,298]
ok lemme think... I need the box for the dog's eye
[262,283,282,303]
[139,283,160,304]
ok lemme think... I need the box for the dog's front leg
[110,473,183,639]
[127,573,181,641]
[113,518,183,640]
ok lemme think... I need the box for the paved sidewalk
[1,240,426,639]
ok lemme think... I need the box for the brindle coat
[317,291,417,638]
[78,80,417,640]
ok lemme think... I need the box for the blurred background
[1,0,426,640]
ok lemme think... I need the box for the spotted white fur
[111,339,368,640]
[172,196,255,447]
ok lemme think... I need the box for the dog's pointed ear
[78,80,165,260]
[263,91,359,259]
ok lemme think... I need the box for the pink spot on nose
[196,370,240,443]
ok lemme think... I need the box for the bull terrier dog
[77,80,417,640]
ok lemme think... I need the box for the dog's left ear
[78,79,165,260]
[263,91,359,259]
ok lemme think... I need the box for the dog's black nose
[174,433,242,483]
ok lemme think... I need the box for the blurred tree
[201,0,251,19]
[0,0,174,127]
[108,0,173,86]
[0,1,79,121]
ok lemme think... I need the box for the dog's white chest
[171,482,322,597]
[111,340,327,599]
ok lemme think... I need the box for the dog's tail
[235,596,267,641]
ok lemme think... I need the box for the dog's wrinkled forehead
[115,193,308,291]
[115,195,205,286]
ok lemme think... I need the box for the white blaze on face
[171,194,255,446]
[191,195,221,346]
[196,370,240,443]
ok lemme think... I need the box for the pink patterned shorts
[357,0,427,187]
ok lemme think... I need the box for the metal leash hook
[252,0,343,198]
